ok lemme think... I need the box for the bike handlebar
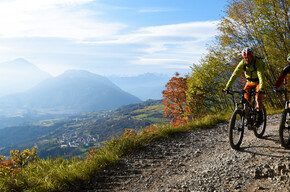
[223,89,264,95]
[275,89,290,94]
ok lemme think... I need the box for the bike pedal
[254,121,262,127]
[247,126,254,130]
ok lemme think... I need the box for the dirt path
[79,114,290,192]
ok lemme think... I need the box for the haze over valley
[0,58,168,158]
[0,58,169,129]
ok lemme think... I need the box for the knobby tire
[229,109,244,150]
[279,108,290,149]
[253,105,267,138]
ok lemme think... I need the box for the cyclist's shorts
[243,81,263,102]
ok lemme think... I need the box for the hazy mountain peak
[61,69,101,78]
[2,58,35,68]
[0,68,141,115]
[107,73,171,100]
[11,57,30,63]
[58,69,119,89]
[0,58,52,97]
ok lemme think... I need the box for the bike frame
[231,89,257,114]
[285,101,290,110]
[276,88,290,148]
[229,88,263,130]
[277,89,290,109]
[226,88,266,149]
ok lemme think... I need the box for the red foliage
[142,125,157,134]
[87,147,96,157]
[122,129,137,138]
[162,72,191,126]
[0,158,17,176]
[0,159,14,168]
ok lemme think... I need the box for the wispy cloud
[132,57,193,68]
[0,0,221,75]
[84,21,218,45]
[139,8,174,13]
[0,0,126,40]
[134,58,191,65]
[82,21,218,69]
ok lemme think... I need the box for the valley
[0,99,167,159]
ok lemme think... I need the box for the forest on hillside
[162,0,289,126]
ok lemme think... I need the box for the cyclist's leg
[255,84,264,126]
[255,84,264,111]
[243,81,253,108]
[244,82,255,125]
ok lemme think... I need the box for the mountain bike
[275,89,290,149]
[225,89,267,150]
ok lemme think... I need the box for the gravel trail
[79,114,290,192]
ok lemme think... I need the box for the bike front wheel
[229,109,244,150]
[279,108,290,149]
[254,105,267,138]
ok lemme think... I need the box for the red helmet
[242,47,253,58]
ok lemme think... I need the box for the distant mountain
[0,58,52,97]
[107,73,171,101]
[0,70,141,119]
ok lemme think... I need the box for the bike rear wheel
[279,108,290,149]
[254,105,267,138]
[229,109,244,150]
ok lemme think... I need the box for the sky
[0,0,229,77]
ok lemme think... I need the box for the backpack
[243,56,266,72]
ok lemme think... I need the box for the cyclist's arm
[275,63,290,88]
[225,60,244,89]
[256,59,266,90]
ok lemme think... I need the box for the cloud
[83,21,218,69]
[0,0,126,40]
[134,58,191,65]
[0,1,220,75]
[139,8,174,13]
[132,58,193,69]
[86,21,218,44]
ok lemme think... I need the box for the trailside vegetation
[162,72,191,126]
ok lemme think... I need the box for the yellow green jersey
[226,56,266,90]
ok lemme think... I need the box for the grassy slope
[0,108,282,192]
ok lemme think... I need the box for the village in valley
[58,132,99,148]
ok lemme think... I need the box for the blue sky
[0,0,229,76]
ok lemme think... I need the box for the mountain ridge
[107,73,171,100]
[0,69,142,128]
[0,58,52,97]
[0,69,141,113]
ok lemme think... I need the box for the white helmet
[242,47,253,58]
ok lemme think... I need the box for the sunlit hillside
[0,99,166,159]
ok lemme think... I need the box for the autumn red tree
[162,72,191,126]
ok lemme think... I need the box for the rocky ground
[79,114,289,192]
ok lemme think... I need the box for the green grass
[266,107,283,115]
[0,109,280,192]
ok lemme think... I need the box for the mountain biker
[224,47,266,127]
[273,53,290,92]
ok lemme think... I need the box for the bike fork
[240,111,245,131]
